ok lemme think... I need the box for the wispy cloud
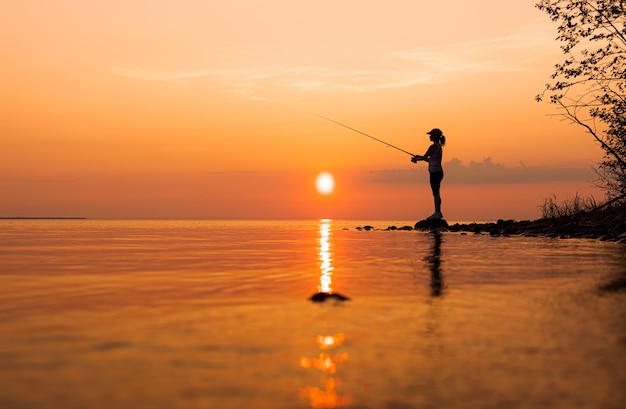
[8,178,75,183]
[389,22,555,77]
[204,170,262,175]
[104,66,214,83]
[105,20,556,99]
[366,157,594,185]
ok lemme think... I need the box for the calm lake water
[1,219,625,409]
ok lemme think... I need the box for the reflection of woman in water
[427,231,443,297]
[412,128,445,220]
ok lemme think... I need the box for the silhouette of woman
[411,128,445,220]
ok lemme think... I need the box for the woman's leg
[429,171,444,214]
[434,191,441,213]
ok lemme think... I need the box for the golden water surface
[0,219,625,409]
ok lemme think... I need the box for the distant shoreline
[0,217,87,220]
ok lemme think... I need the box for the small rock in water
[309,292,350,302]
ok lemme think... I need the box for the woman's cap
[427,128,443,137]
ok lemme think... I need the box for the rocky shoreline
[355,204,626,244]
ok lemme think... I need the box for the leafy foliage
[536,0,626,203]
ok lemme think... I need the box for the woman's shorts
[429,171,444,193]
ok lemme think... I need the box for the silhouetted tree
[536,0,626,204]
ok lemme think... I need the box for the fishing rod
[317,115,415,157]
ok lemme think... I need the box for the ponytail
[440,134,446,146]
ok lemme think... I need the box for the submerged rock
[414,219,449,231]
[309,292,350,302]
[384,225,413,231]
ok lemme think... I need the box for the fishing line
[317,115,415,157]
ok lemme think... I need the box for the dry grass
[539,193,598,219]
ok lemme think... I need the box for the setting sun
[316,172,335,195]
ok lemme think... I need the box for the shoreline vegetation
[355,203,626,244]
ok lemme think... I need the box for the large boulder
[414,219,449,231]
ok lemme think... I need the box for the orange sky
[0,0,606,221]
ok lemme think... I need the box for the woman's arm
[411,145,436,162]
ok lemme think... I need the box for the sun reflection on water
[318,219,333,293]
[299,378,352,409]
[300,219,352,408]
[317,333,345,350]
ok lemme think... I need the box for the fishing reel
[411,156,419,163]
